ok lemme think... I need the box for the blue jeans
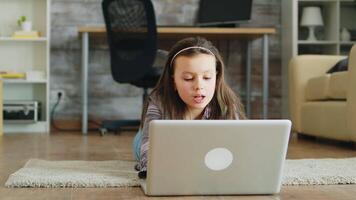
[132,130,142,161]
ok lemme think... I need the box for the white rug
[283,157,356,185]
[5,159,140,188]
[5,157,356,188]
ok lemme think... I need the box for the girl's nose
[195,86,203,90]
[195,79,203,90]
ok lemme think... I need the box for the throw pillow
[326,58,348,74]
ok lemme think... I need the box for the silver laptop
[141,120,291,196]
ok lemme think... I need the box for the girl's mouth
[193,95,206,103]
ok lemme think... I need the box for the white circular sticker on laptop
[204,147,233,171]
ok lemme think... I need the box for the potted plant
[17,16,32,31]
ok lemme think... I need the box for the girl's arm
[139,100,162,172]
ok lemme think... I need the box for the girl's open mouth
[193,95,206,103]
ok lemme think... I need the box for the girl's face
[173,53,217,118]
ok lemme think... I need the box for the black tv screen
[197,0,253,26]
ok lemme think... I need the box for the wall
[50,0,282,122]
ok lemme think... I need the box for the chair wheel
[99,128,107,136]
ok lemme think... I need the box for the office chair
[101,0,165,135]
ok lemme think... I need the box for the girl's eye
[204,77,211,80]
[183,76,193,81]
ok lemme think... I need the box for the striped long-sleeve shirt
[138,98,211,172]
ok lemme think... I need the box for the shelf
[2,79,47,84]
[298,1,338,5]
[0,37,48,42]
[340,0,356,5]
[299,0,338,2]
[298,44,338,55]
[298,40,338,45]
[0,0,50,134]
[3,121,49,134]
[340,41,356,45]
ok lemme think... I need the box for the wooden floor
[1,131,356,200]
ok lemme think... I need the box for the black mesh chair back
[102,0,157,83]
[100,0,161,135]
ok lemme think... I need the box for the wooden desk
[78,27,276,134]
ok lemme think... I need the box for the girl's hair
[141,37,246,126]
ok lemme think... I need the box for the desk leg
[246,41,252,118]
[262,34,269,119]
[82,32,89,134]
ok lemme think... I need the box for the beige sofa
[289,45,356,141]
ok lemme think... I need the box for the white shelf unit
[0,37,48,42]
[281,0,356,117]
[0,0,50,133]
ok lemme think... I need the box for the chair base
[99,88,147,136]
[99,120,140,136]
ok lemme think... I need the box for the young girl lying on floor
[133,37,246,176]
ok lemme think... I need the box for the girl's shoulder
[148,95,161,107]
[147,95,164,114]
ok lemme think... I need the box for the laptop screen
[196,0,253,26]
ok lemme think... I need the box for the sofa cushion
[305,74,330,100]
[329,71,347,99]
[305,72,347,100]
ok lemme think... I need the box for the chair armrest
[289,55,346,132]
[347,45,356,137]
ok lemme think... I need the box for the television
[196,0,253,27]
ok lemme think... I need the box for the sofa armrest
[347,45,356,138]
[289,55,346,132]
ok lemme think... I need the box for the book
[12,31,40,39]
[0,71,26,79]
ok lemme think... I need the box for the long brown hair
[141,37,246,126]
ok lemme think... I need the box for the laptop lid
[144,120,291,196]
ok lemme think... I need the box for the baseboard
[51,119,97,132]
[51,119,139,133]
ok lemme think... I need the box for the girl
[133,37,246,175]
